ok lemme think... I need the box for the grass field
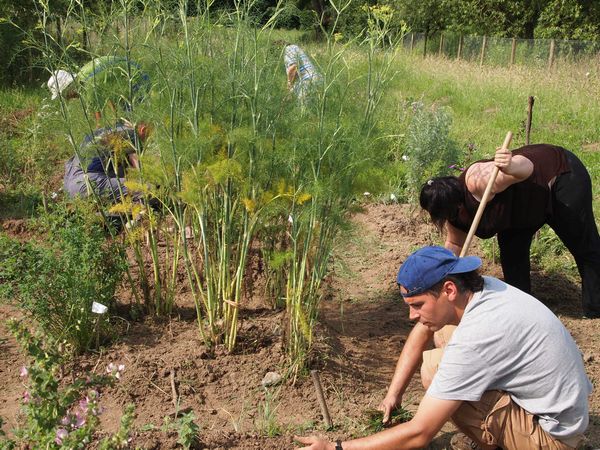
[392,52,600,208]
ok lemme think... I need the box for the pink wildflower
[55,428,68,445]
[73,410,86,428]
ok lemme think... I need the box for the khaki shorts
[422,325,582,450]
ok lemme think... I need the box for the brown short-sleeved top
[450,144,571,238]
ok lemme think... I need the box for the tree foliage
[1,0,599,87]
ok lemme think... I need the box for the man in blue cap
[296,246,591,450]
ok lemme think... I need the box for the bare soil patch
[1,203,599,449]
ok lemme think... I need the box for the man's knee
[421,348,444,389]
[421,326,456,389]
[434,325,456,348]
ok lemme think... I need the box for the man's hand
[378,394,400,423]
[294,435,333,450]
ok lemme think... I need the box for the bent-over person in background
[64,121,150,204]
[283,43,321,103]
[420,144,600,318]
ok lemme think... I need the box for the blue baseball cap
[397,246,482,297]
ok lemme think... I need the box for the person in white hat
[46,57,150,127]
[47,69,76,100]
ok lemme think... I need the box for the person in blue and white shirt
[283,44,321,100]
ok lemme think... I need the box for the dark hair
[419,176,464,231]
[426,271,484,296]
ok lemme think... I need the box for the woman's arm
[465,147,533,200]
[127,153,140,169]
[287,64,298,90]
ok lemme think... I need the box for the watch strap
[335,440,343,450]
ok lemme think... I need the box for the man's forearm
[339,419,432,450]
[386,323,433,398]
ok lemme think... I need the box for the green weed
[161,411,200,449]
[1,202,126,353]
[362,407,413,433]
[255,387,282,437]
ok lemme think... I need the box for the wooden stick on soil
[170,369,179,411]
[310,370,333,429]
[460,131,513,257]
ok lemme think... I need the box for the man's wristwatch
[335,440,343,450]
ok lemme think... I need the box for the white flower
[363,192,371,196]
[106,363,125,380]
[390,193,397,202]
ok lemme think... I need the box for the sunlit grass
[392,52,600,212]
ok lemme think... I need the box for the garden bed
[2,203,599,449]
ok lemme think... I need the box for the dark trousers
[497,150,600,317]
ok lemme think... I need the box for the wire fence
[403,32,600,71]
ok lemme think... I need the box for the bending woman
[420,144,600,318]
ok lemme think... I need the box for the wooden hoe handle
[459,131,513,257]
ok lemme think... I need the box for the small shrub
[161,411,200,450]
[176,411,201,450]
[2,202,127,353]
[403,101,460,199]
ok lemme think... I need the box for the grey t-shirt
[428,276,592,441]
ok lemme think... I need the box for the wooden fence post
[423,32,428,58]
[548,39,555,70]
[526,96,535,145]
[438,33,444,57]
[410,32,414,52]
[510,38,517,66]
[480,35,487,66]
[457,35,463,60]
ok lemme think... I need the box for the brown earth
[1,203,599,449]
